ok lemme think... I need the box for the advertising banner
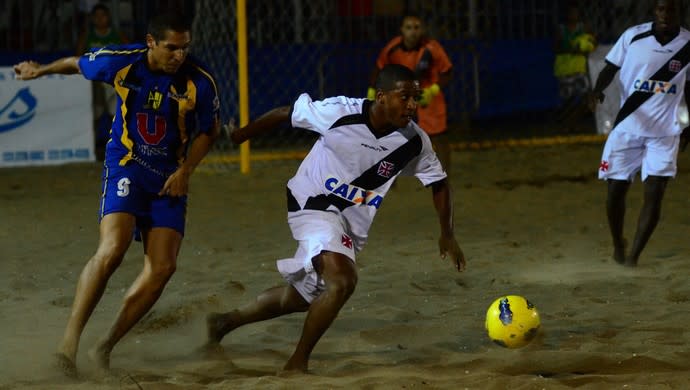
[0,67,94,167]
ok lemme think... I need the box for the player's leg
[626,175,669,266]
[606,179,630,264]
[206,284,310,346]
[625,135,678,266]
[284,250,358,372]
[599,131,643,264]
[55,212,136,376]
[89,226,181,370]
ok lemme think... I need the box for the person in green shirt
[76,3,129,160]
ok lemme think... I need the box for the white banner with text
[0,67,93,167]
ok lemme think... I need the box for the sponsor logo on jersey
[117,78,141,92]
[167,91,190,101]
[633,79,677,94]
[88,47,105,61]
[360,143,388,152]
[669,60,683,73]
[0,87,37,133]
[145,90,164,110]
[324,176,384,209]
[137,144,168,157]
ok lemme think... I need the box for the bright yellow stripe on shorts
[113,64,135,166]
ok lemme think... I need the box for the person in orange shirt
[369,14,454,174]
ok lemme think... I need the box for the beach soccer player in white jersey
[589,0,690,267]
[205,64,465,372]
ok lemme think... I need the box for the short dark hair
[375,64,417,91]
[401,12,423,25]
[147,12,192,41]
[90,3,110,15]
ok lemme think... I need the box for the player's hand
[587,90,604,112]
[367,87,376,100]
[222,119,239,142]
[439,235,465,272]
[418,84,440,107]
[225,119,247,145]
[13,61,41,80]
[681,127,690,152]
[159,166,192,197]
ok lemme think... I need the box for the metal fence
[0,0,675,167]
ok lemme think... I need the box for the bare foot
[206,311,238,344]
[622,256,638,267]
[282,357,308,374]
[197,340,227,360]
[613,239,627,265]
[87,344,111,372]
[277,367,308,377]
[53,353,78,379]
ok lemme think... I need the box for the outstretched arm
[14,56,81,80]
[587,61,619,110]
[230,106,291,145]
[431,178,465,271]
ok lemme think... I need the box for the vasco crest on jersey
[377,161,395,178]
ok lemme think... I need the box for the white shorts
[277,210,357,303]
[598,130,680,182]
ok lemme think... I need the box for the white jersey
[606,22,690,137]
[287,93,446,248]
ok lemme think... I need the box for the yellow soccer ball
[573,33,596,53]
[485,295,540,348]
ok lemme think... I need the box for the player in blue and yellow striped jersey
[14,11,220,376]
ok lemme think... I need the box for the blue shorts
[99,163,187,235]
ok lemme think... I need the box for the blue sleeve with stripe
[78,43,146,85]
[193,68,220,134]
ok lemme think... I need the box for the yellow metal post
[237,0,250,174]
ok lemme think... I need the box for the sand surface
[2,143,690,389]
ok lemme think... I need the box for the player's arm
[159,123,219,197]
[13,56,81,80]
[419,43,453,106]
[681,81,690,152]
[437,68,452,89]
[230,106,291,145]
[430,178,465,271]
[588,61,620,110]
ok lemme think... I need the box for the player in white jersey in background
[589,0,690,267]
[205,64,465,373]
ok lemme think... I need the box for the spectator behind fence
[368,13,453,177]
[553,2,597,102]
[76,3,129,160]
